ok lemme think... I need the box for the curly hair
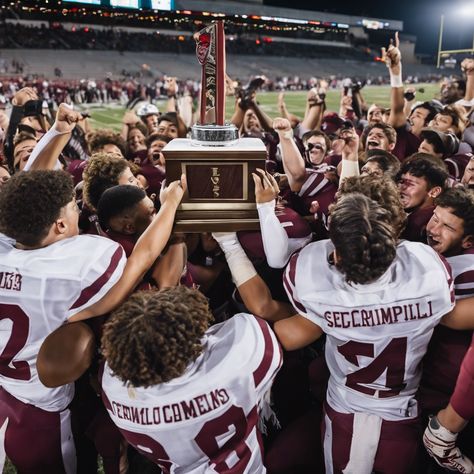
[0,170,74,247]
[87,129,127,157]
[329,193,397,285]
[435,187,474,237]
[82,152,130,211]
[398,153,448,190]
[102,287,214,388]
[335,175,406,239]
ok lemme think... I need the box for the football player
[0,169,184,473]
[216,172,474,473]
[100,286,282,473]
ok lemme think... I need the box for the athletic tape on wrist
[390,71,403,88]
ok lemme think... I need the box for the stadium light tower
[437,4,474,68]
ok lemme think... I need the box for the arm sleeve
[258,201,292,269]
[338,159,360,185]
[257,201,312,268]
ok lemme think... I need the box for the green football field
[81,83,440,131]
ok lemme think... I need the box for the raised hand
[159,174,186,207]
[278,92,286,110]
[12,87,38,107]
[381,31,401,72]
[340,127,359,159]
[272,117,292,137]
[55,103,84,133]
[461,58,474,76]
[166,76,178,97]
[252,168,279,204]
[122,110,139,126]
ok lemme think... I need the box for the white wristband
[212,234,257,287]
[339,159,360,185]
[256,200,276,210]
[390,70,403,88]
[279,129,293,140]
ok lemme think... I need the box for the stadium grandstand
[0,0,445,81]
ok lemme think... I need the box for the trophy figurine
[163,21,266,232]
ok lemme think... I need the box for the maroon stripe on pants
[323,401,422,474]
[0,387,69,474]
[322,402,353,474]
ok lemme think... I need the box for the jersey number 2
[0,304,31,380]
[338,337,407,398]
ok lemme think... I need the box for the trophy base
[173,209,259,232]
[191,123,239,147]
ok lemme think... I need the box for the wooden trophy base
[163,135,266,232]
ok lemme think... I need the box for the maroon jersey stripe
[252,317,276,388]
[454,270,474,286]
[435,253,455,304]
[283,252,307,314]
[455,287,474,296]
[70,246,124,310]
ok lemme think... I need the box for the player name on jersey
[324,300,434,328]
[110,388,231,426]
[0,271,22,291]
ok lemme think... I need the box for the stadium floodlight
[437,6,474,68]
[457,3,474,17]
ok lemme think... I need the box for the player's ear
[428,186,442,199]
[122,222,136,235]
[55,217,68,235]
[461,235,473,250]
[333,249,342,265]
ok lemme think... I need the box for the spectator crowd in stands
[0,28,474,474]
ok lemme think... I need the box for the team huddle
[0,34,474,474]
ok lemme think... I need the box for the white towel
[343,412,383,474]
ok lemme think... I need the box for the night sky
[264,0,474,54]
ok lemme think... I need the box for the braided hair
[329,193,397,285]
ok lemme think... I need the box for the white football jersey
[284,239,454,421]
[447,248,474,300]
[101,314,282,474]
[0,233,126,411]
